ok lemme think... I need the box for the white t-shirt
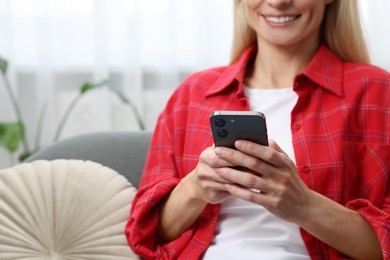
[203,87,309,259]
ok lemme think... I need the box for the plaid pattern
[126,45,390,260]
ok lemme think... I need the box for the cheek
[298,1,326,25]
[242,0,262,27]
[242,0,259,8]
[243,0,261,9]
[295,0,325,12]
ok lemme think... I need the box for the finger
[214,146,280,177]
[200,146,236,168]
[268,139,289,157]
[197,163,236,184]
[224,183,271,206]
[216,167,273,193]
[234,140,289,167]
[201,178,231,191]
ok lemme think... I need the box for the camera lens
[214,118,226,127]
[217,129,228,138]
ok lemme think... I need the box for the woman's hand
[213,140,383,260]
[158,144,236,242]
[184,145,236,204]
[213,139,314,224]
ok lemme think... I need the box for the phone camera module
[214,118,226,127]
[217,129,228,138]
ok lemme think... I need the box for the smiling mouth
[265,15,300,23]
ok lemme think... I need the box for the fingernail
[235,140,243,149]
[215,147,224,155]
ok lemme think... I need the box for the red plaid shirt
[126,45,390,260]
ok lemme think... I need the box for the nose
[266,0,292,8]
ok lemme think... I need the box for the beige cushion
[0,159,139,259]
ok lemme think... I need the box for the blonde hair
[230,0,370,64]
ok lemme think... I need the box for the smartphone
[210,111,268,149]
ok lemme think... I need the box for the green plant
[0,55,145,164]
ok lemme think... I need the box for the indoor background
[0,0,389,169]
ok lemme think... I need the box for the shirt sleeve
[124,66,232,259]
[124,116,180,259]
[124,84,205,259]
[345,144,390,260]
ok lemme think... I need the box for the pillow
[0,159,139,259]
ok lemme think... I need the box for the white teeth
[266,16,296,23]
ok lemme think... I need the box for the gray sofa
[26,131,152,188]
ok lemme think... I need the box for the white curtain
[359,0,390,70]
[0,0,233,167]
[0,0,389,168]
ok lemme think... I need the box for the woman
[126,0,389,259]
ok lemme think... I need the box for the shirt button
[302,166,310,174]
[293,123,301,130]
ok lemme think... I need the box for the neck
[245,41,319,89]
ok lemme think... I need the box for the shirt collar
[299,45,344,97]
[206,44,344,98]
[205,45,257,97]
